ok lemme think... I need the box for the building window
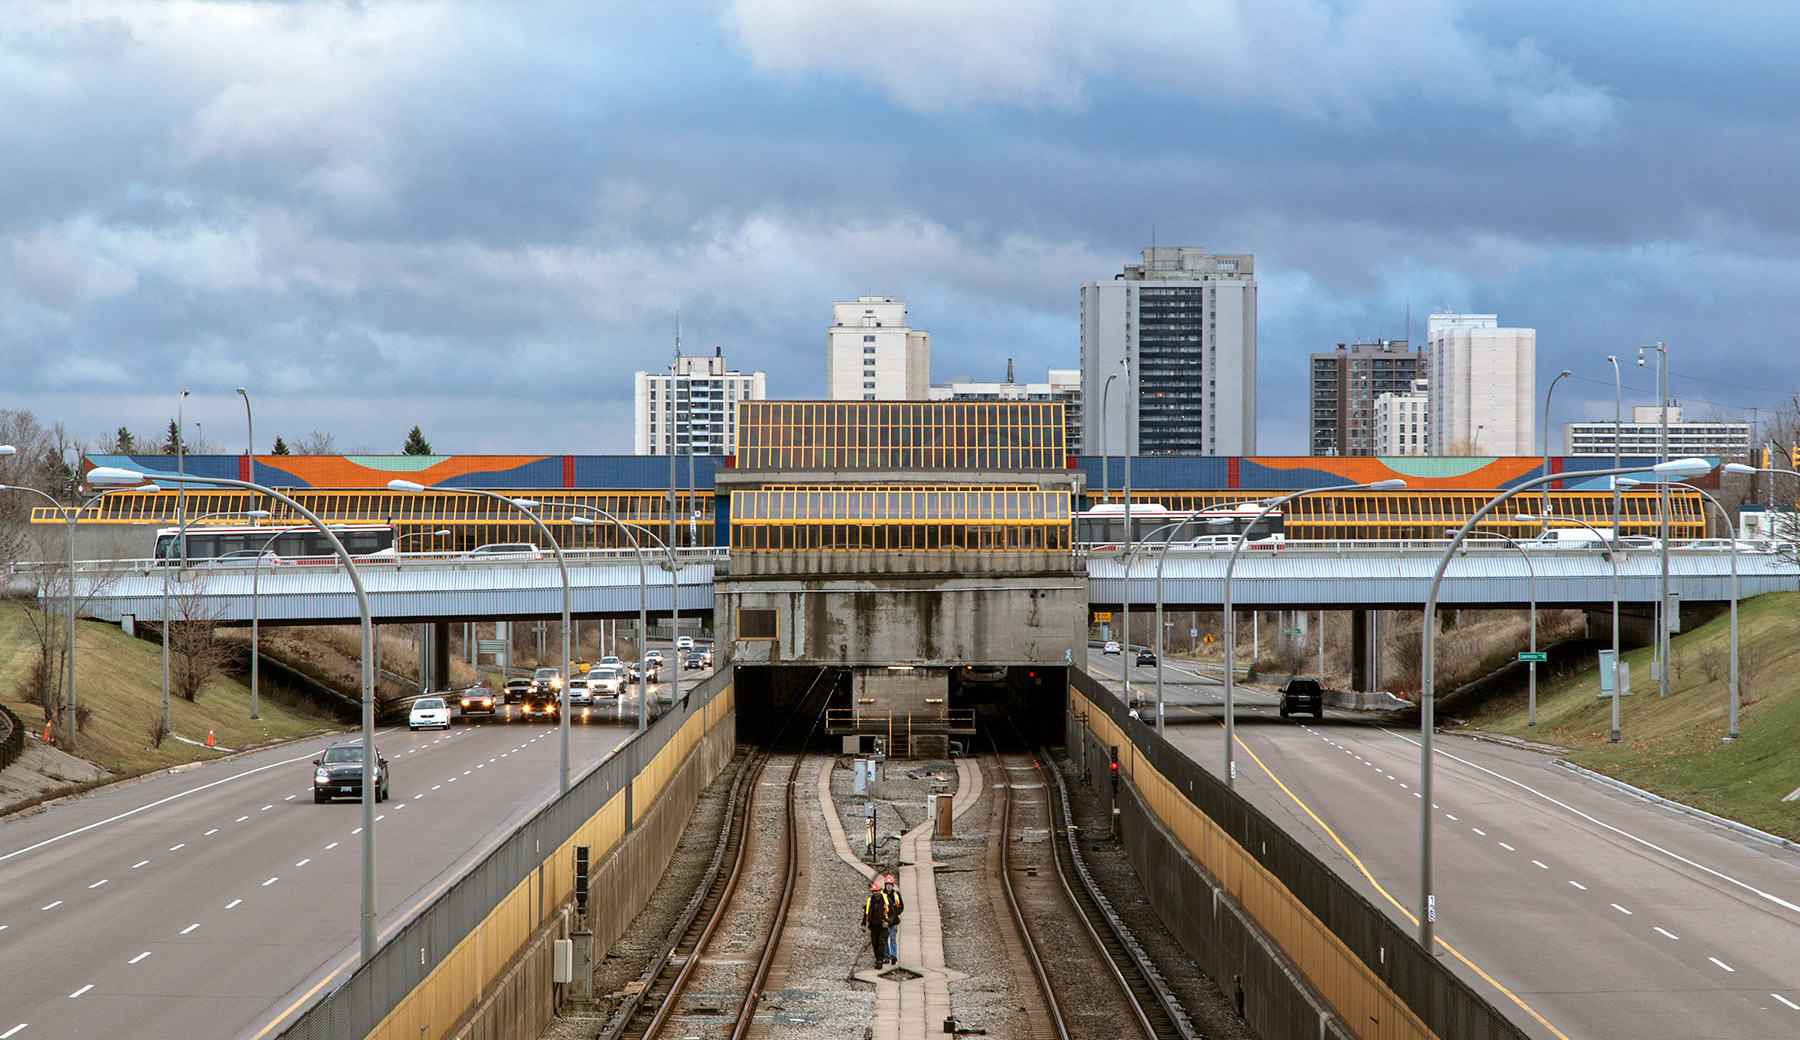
[863,335,876,342]
[738,608,778,640]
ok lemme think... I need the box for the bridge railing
[16,545,729,578]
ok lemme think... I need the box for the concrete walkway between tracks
[820,757,982,1040]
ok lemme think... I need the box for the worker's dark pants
[869,923,889,965]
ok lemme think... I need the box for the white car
[409,696,451,730]
[566,677,592,706]
[676,636,694,650]
[599,655,622,667]
[465,542,544,561]
[588,666,624,699]
[645,650,664,664]
[1102,641,1122,655]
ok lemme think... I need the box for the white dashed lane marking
[68,985,92,999]
[1775,994,1800,1011]
[129,952,151,964]
[1710,957,1735,972]
[41,902,61,911]
[1612,904,1633,915]
[203,829,217,836]
[1655,927,1679,940]
[1472,829,1486,836]
[88,879,107,889]
[1531,861,1548,870]
[262,877,279,887]
[131,860,148,869]
[226,899,242,909]
[1498,843,1515,852]
[170,843,186,851]
[1570,881,1588,890]
[295,859,310,867]
[3,1024,27,1038]
[180,924,198,935]
[326,842,338,850]
[234,816,249,823]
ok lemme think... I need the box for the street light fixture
[1638,342,1671,698]
[1418,457,1712,955]
[388,480,574,793]
[1619,477,1742,741]
[1220,479,1406,788]
[87,466,382,965]
[1541,369,1573,524]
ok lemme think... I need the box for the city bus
[153,523,397,564]
[1076,502,1283,549]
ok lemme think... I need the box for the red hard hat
[870,878,882,891]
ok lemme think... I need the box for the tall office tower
[634,347,767,455]
[1373,379,1430,456]
[929,365,1084,453]
[826,296,931,400]
[1081,247,1256,456]
[1308,340,1421,456]
[1426,314,1536,456]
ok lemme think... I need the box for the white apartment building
[826,296,930,400]
[929,364,1083,452]
[1426,314,1535,456]
[1563,406,1750,459]
[1081,247,1257,456]
[634,348,767,455]
[1373,379,1430,456]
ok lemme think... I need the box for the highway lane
[1085,663,1800,1038]
[0,710,634,1040]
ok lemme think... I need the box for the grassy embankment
[1463,591,1800,840]
[0,606,340,779]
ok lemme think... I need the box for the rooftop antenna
[1006,357,1015,383]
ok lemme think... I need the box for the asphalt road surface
[0,710,633,1040]
[1086,663,1800,1039]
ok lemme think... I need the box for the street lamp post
[557,504,665,734]
[0,480,157,748]
[388,481,573,793]
[1639,343,1671,697]
[1473,423,1485,455]
[1221,479,1406,788]
[88,466,382,964]
[1452,530,1539,726]
[236,388,254,507]
[1622,477,1742,741]
[1541,369,1573,525]
[1606,356,1622,534]
[1418,458,1713,954]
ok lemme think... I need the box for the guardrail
[0,704,23,772]
[10,546,729,578]
[824,708,977,736]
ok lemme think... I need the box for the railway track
[989,707,1200,1040]
[598,670,832,1040]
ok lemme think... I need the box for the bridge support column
[1350,610,1382,693]
[433,621,452,691]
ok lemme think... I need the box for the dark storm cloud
[2,0,1797,455]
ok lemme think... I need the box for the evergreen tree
[401,426,433,455]
[271,436,290,455]
[113,426,137,454]
[162,419,183,456]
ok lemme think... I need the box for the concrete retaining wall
[442,714,737,1040]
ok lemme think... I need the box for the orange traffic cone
[41,720,52,741]
[205,729,215,747]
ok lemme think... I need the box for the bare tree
[167,576,231,702]
[294,430,337,455]
[9,526,123,745]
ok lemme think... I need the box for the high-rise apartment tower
[634,348,767,455]
[1081,247,1256,456]
[826,296,930,400]
[1308,340,1421,456]
[1426,314,1536,456]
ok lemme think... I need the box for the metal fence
[279,669,733,1039]
[1071,668,1528,1040]
[0,704,22,772]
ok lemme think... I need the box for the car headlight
[316,768,330,781]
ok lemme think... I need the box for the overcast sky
[5,1,1798,457]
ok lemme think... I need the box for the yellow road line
[1231,731,1573,1040]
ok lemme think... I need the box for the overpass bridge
[51,540,1792,628]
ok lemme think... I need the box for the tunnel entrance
[731,665,846,746]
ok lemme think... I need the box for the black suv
[1279,678,1325,719]
[313,742,390,803]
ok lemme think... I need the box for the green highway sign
[1284,628,1302,635]
[1518,651,1548,663]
